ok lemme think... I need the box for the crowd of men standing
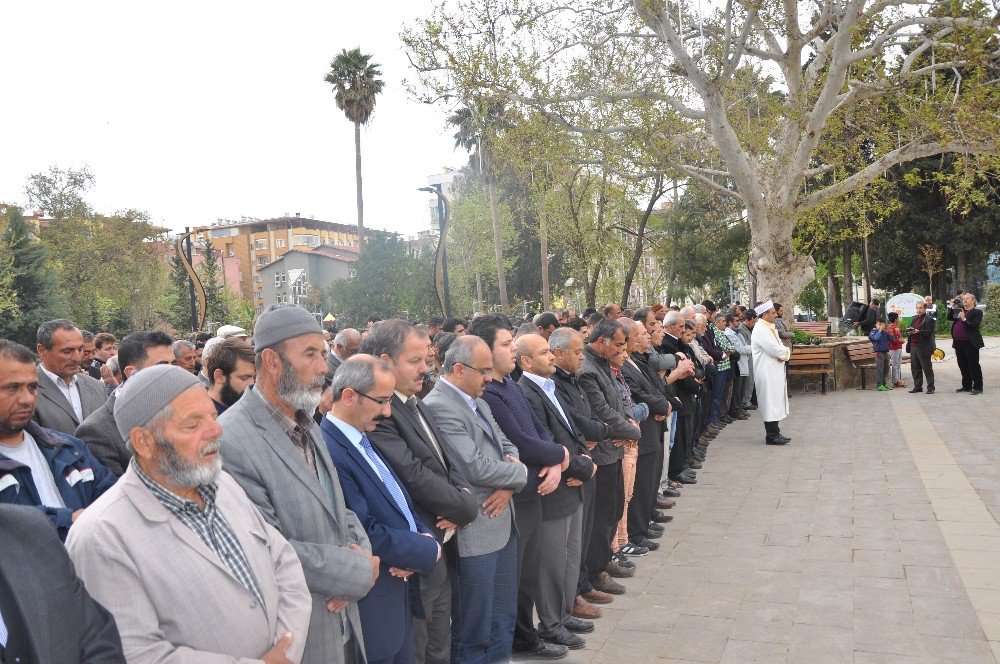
[0,299,772,663]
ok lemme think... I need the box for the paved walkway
[564,338,1000,663]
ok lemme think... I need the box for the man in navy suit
[323,355,442,664]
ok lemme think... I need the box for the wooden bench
[846,341,878,389]
[795,321,832,336]
[788,345,835,393]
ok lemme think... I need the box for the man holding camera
[949,293,984,395]
[906,301,937,394]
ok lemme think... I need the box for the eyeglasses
[356,391,392,407]
[457,362,493,377]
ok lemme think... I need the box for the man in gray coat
[220,304,379,664]
[578,317,641,596]
[422,336,527,664]
[33,319,107,436]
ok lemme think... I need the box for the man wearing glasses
[423,336,528,664]
[322,355,442,664]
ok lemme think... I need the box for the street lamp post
[419,185,451,317]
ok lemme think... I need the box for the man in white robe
[751,301,791,445]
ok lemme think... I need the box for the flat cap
[253,303,323,353]
[114,364,202,441]
[216,324,248,339]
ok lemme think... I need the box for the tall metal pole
[185,227,198,332]
[435,185,451,316]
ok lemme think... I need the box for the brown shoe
[582,588,614,604]
[592,571,626,595]
[656,497,675,509]
[573,595,603,619]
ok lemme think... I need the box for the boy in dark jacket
[869,318,892,391]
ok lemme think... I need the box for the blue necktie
[359,434,418,533]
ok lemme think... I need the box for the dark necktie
[291,423,317,476]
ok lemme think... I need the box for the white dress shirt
[40,365,84,422]
[521,371,573,431]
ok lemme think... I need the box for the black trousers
[514,497,543,645]
[910,350,935,390]
[954,340,984,390]
[764,421,782,437]
[668,415,692,479]
[585,460,624,583]
[729,375,744,416]
[577,477,598,595]
[627,451,659,541]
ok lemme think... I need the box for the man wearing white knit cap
[67,364,312,663]
[750,301,791,445]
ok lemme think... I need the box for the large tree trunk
[955,250,968,292]
[842,239,853,307]
[539,200,550,309]
[586,264,600,309]
[747,208,815,315]
[862,234,872,303]
[485,174,509,312]
[354,121,364,241]
[827,256,842,317]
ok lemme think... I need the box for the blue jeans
[451,532,518,663]
[709,367,730,423]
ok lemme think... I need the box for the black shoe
[662,488,681,498]
[927,387,935,394]
[652,513,673,523]
[619,542,649,557]
[688,460,703,469]
[972,389,983,395]
[648,522,665,532]
[675,474,697,484]
[644,530,663,539]
[957,387,971,392]
[694,445,708,456]
[513,640,570,659]
[633,537,660,551]
[776,434,791,444]
[766,437,788,445]
[563,617,595,634]
[908,387,923,393]
[607,557,635,578]
[692,453,706,463]
[539,629,585,650]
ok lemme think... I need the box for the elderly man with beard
[220,304,378,664]
[67,365,313,663]
[206,337,257,415]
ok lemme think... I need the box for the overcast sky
[1,1,464,237]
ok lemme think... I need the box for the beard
[154,434,222,489]
[0,416,28,436]
[219,377,244,407]
[277,357,324,413]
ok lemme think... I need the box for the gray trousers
[740,368,754,408]
[414,555,451,664]
[889,349,903,383]
[536,505,583,635]
[876,352,889,387]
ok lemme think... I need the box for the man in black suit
[660,312,702,484]
[0,504,124,663]
[549,328,614,617]
[362,319,479,664]
[906,301,938,394]
[516,334,596,647]
[949,293,985,394]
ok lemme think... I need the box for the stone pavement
[554,338,1000,663]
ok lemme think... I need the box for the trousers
[614,443,638,549]
[954,340,984,390]
[585,461,624,584]
[910,351,935,390]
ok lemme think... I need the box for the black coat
[660,334,701,415]
[948,307,985,350]
[621,355,670,456]
[905,314,937,355]
[551,366,609,444]
[0,505,124,663]
[518,375,596,520]
[369,394,479,547]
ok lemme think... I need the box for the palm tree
[325,48,385,242]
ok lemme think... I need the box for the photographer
[905,301,937,394]
[948,293,984,394]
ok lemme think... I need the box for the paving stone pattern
[553,339,1000,663]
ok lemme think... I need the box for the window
[227,245,235,257]
[255,257,266,268]
[349,268,357,279]
[253,290,262,300]
[252,275,261,284]
[255,238,268,250]
[277,238,285,248]
[291,234,320,247]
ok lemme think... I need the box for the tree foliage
[0,205,65,345]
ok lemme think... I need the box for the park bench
[795,321,832,336]
[846,341,878,389]
[788,345,834,394]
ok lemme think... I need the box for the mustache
[201,441,221,457]
[373,414,390,422]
